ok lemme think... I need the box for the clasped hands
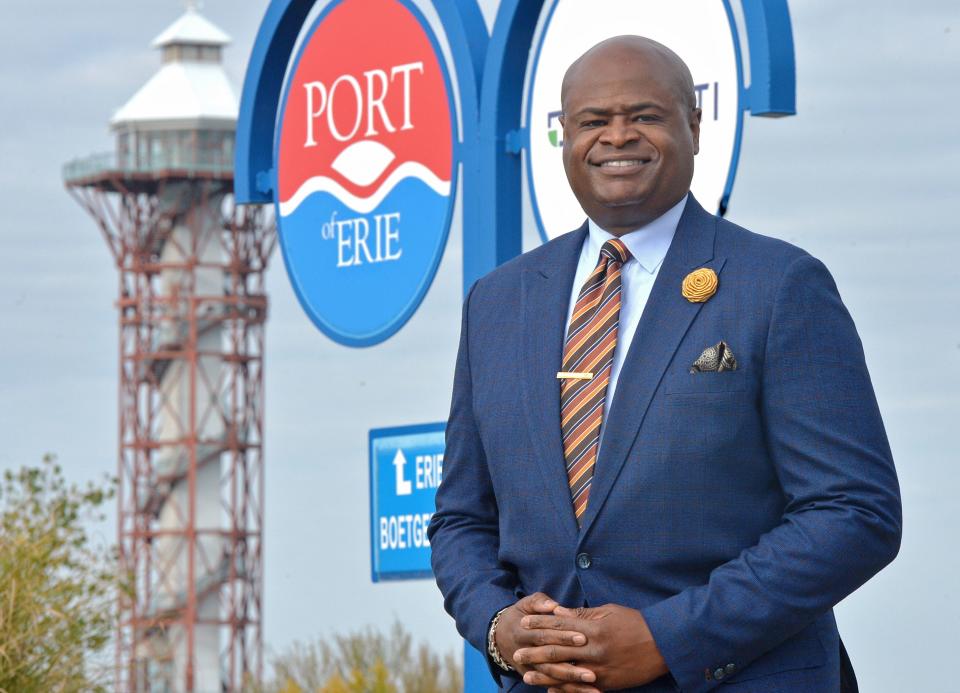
[495,592,668,692]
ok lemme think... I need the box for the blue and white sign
[274,0,458,347]
[369,422,445,581]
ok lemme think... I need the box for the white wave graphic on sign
[279,161,450,216]
[330,139,396,187]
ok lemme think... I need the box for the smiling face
[560,37,701,235]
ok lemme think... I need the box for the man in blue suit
[428,36,901,692]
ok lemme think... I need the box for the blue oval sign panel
[274,0,457,346]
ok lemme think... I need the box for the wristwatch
[487,606,516,673]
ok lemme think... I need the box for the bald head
[557,35,702,235]
[561,35,696,114]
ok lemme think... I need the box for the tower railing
[63,150,234,185]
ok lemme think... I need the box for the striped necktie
[560,238,631,526]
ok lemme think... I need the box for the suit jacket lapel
[578,195,725,538]
[520,223,588,542]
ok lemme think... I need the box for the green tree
[250,621,462,693]
[0,454,116,693]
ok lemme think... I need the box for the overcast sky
[1,1,958,691]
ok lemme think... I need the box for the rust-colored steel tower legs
[66,8,273,688]
[66,172,273,690]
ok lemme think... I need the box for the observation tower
[64,5,274,690]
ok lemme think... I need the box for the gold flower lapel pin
[681,267,718,303]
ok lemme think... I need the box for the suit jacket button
[576,553,592,569]
[714,667,726,680]
[725,663,736,675]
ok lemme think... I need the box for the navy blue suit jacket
[428,196,901,692]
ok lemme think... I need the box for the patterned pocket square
[690,341,738,373]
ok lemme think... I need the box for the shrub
[251,620,462,693]
[0,454,116,693]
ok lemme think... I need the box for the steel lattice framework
[66,165,274,691]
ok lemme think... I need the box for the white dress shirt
[563,194,687,443]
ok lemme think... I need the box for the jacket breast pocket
[661,371,749,395]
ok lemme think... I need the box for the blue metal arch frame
[235,0,794,688]
[475,0,796,285]
[741,0,796,116]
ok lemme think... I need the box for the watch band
[487,606,516,673]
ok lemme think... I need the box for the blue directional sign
[369,422,445,581]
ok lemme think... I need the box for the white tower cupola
[110,5,237,175]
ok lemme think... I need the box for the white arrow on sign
[392,449,412,496]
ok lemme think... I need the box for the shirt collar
[586,193,687,274]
